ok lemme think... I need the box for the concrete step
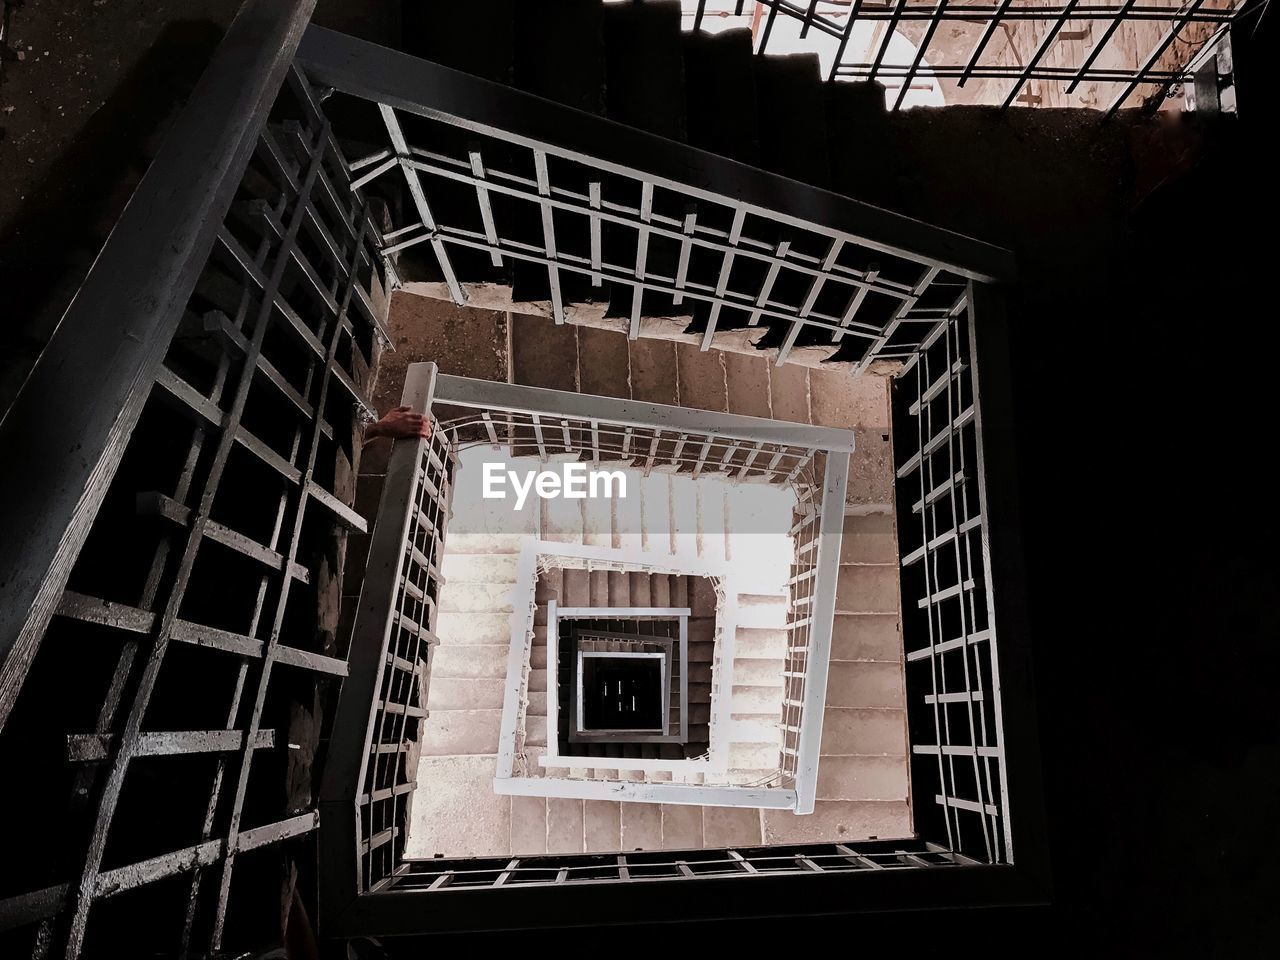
[420,709,502,756]
[528,668,547,692]
[824,79,896,207]
[675,341,727,412]
[511,312,578,390]
[690,576,717,617]
[831,613,901,662]
[584,799,622,853]
[726,715,782,743]
[629,571,652,607]
[660,804,704,850]
[649,573,671,607]
[730,684,784,715]
[589,568,609,605]
[536,568,564,602]
[669,473,700,562]
[562,567,590,606]
[754,52,830,188]
[824,662,906,710]
[682,27,761,166]
[703,805,762,847]
[732,657,785,687]
[440,552,520,583]
[725,350,772,420]
[547,798,585,853]
[442,532,525,555]
[841,510,897,564]
[638,471,673,557]
[579,324,631,400]
[620,801,663,851]
[687,639,714,663]
[524,713,548,748]
[816,756,910,801]
[542,483,586,543]
[736,596,787,629]
[510,795,548,856]
[629,337,679,404]
[819,708,908,757]
[512,0,605,116]
[603,0,687,142]
[407,755,511,858]
[729,741,781,769]
[689,617,715,644]
[734,626,787,659]
[835,563,899,614]
[608,570,630,606]
[439,581,514,613]
[761,800,911,845]
[432,644,509,679]
[436,610,513,646]
[429,677,505,711]
[768,359,810,425]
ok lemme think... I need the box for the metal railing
[319,363,454,902]
[892,285,1015,863]
[298,24,1014,372]
[691,0,1248,115]
[422,374,853,810]
[0,2,392,954]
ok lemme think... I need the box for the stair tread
[603,0,687,141]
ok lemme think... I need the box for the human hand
[365,406,432,442]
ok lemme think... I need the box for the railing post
[0,0,319,731]
[319,361,438,931]
[792,452,850,814]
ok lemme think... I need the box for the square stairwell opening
[578,649,666,732]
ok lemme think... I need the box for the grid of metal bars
[341,365,454,895]
[416,377,847,803]
[376,839,977,891]
[437,411,822,487]
[892,288,1010,863]
[692,0,1244,115]
[780,492,822,784]
[325,84,984,369]
[0,53,389,955]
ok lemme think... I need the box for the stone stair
[510,794,765,855]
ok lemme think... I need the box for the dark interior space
[1,1,1275,955]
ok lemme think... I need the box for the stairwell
[384,298,908,857]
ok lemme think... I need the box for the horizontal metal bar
[67,729,276,762]
[91,811,318,899]
[493,776,798,809]
[55,590,347,676]
[434,375,856,454]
